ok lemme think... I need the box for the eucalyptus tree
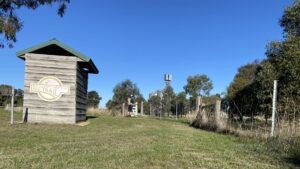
[87,91,102,108]
[226,0,300,122]
[175,92,188,116]
[0,0,70,47]
[107,79,143,111]
[162,85,175,116]
[183,74,213,110]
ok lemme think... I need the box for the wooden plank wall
[23,53,77,124]
[75,64,88,122]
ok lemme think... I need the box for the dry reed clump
[87,107,111,116]
[277,120,300,138]
[4,104,22,112]
[187,110,229,132]
[193,110,209,128]
[186,112,197,124]
[214,116,227,131]
[187,108,300,166]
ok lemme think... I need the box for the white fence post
[271,80,278,137]
[176,101,178,120]
[10,88,14,125]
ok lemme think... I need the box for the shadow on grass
[286,157,300,166]
[150,116,189,125]
[149,116,235,134]
[86,116,98,120]
[286,138,300,166]
[189,121,239,137]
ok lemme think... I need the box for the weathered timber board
[23,53,78,124]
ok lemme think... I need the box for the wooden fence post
[215,99,221,128]
[196,96,202,113]
[141,101,144,116]
[122,103,125,116]
[149,103,152,117]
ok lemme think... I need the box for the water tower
[164,74,172,86]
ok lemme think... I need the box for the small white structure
[132,102,138,116]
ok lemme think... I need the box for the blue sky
[1,0,293,107]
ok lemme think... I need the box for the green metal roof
[16,39,99,74]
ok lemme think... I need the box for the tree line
[0,84,23,107]
[2,0,300,122]
[106,74,218,116]
[226,0,300,123]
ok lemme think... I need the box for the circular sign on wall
[30,76,70,102]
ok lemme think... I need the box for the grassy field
[0,109,297,169]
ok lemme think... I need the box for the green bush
[288,137,300,165]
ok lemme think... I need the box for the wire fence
[0,106,23,126]
[189,99,300,139]
[0,87,23,125]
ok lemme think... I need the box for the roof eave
[88,59,99,74]
[16,39,99,74]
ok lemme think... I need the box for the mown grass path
[0,111,296,168]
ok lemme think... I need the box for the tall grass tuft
[187,110,229,133]
[87,107,111,116]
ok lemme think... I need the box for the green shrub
[288,137,300,165]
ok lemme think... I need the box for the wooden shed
[17,39,99,124]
